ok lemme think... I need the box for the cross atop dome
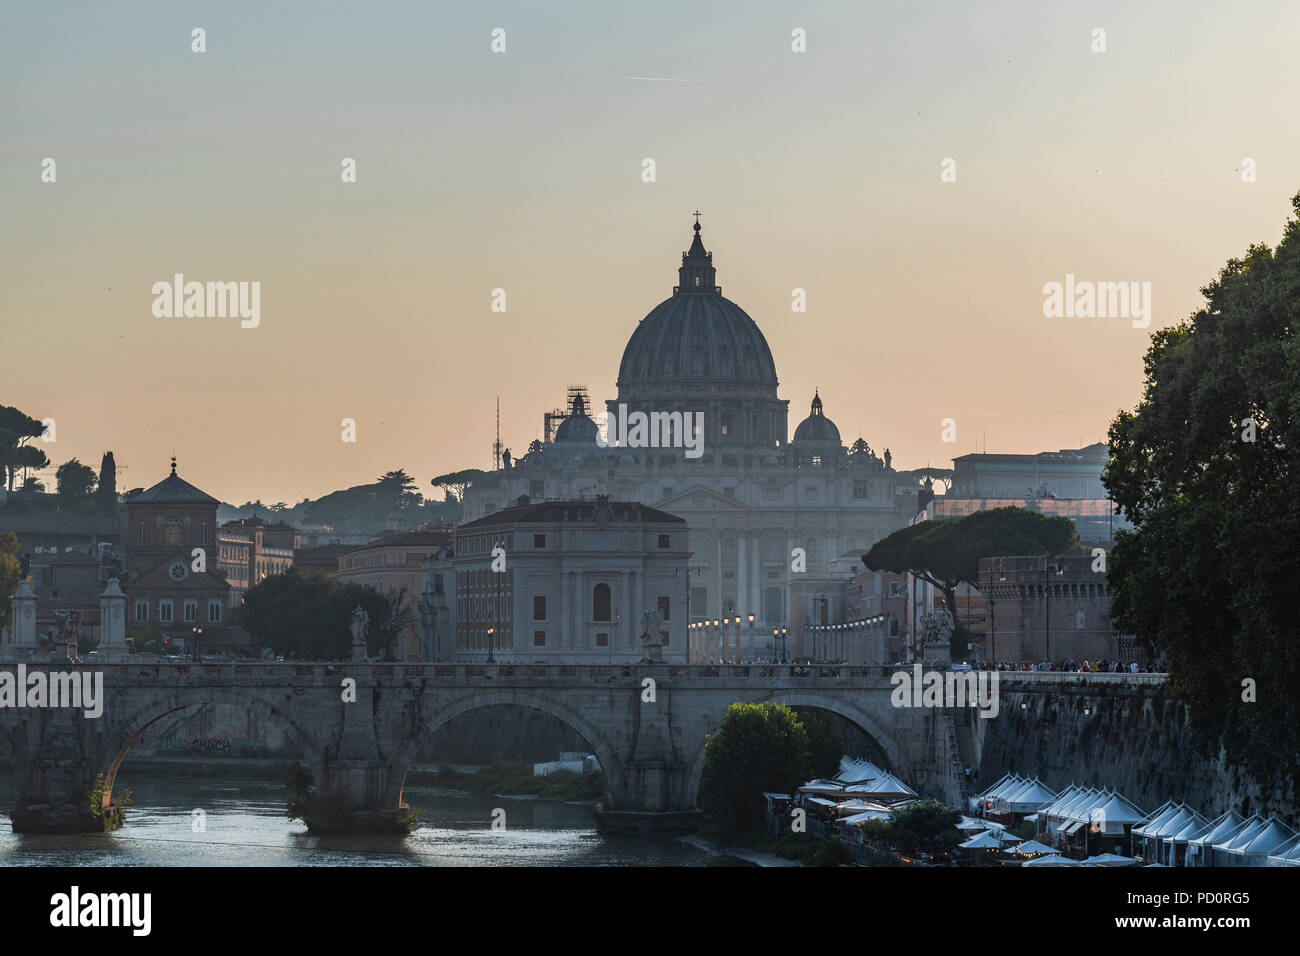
[676,213,719,295]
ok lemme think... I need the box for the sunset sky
[4,0,1300,505]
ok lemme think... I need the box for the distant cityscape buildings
[3,221,1138,667]
[463,221,921,662]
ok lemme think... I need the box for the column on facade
[621,570,631,651]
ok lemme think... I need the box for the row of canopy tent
[1134,801,1300,867]
[973,773,1298,867]
[972,774,1060,818]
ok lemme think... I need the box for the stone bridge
[0,659,1166,833]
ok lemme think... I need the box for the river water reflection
[0,770,729,867]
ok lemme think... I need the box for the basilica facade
[461,220,921,656]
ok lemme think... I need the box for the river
[0,769,730,866]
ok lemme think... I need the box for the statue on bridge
[350,605,370,662]
[639,607,665,662]
[915,603,954,662]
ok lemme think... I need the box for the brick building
[978,555,1140,665]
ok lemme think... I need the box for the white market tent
[1004,839,1056,857]
[974,774,1025,813]
[1266,833,1300,867]
[1024,853,1081,866]
[798,779,847,796]
[1213,815,1267,868]
[1186,810,1244,868]
[841,809,893,825]
[1160,811,1210,866]
[998,778,1058,814]
[958,816,1000,831]
[1083,853,1141,867]
[1225,818,1296,867]
[835,757,886,784]
[1133,800,1181,839]
[1086,791,1148,832]
[846,773,918,800]
[1146,805,1201,864]
[960,831,1006,849]
[834,799,892,816]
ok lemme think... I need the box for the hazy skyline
[5,1,1300,504]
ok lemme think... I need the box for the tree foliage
[55,458,97,510]
[234,567,412,659]
[863,506,1082,655]
[792,708,845,779]
[430,468,488,504]
[0,405,46,493]
[96,451,117,513]
[301,469,426,531]
[1104,192,1300,792]
[698,702,814,840]
[0,531,21,634]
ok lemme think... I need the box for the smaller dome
[792,392,841,444]
[554,392,599,444]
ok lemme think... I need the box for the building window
[137,523,146,545]
[208,599,222,623]
[1076,609,1085,629]
[662,487,674,499]
[593,583,612,622]
[183,599,198,623]
[854,481,869,499]
[533,596,547,621]
[596,632,608,647]
[135,600,148,621]
[529,480,545,499]
[723,487,736,498]
[534,534,546,548]
[889,582,904,597]
[201,521,208,544]
[763,587,781,624]
[657,534,671,549]
[159,599,173,623]
[534,630,546,647]
[163,517,182,546]
[657,595,671,621]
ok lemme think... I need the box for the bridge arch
[388,689,625,808]
[682,689,916,809]
[98,687,325,813]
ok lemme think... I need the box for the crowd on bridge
[986,659,1160,673]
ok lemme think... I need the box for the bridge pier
[10,758,119,833]
[595,684,702,834]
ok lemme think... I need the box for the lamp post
[1044,558,1064,666]
[191,625,203,663]
[486,626,495,663]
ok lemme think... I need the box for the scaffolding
[542,384,591,443]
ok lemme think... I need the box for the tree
[792,708,845,778]
[55,459,97,511]
[430,468,488,504]
[12,444,49,489]
[96,451,117,513]
[697,702,813,840]
[0,531,21,635]
[864,506,1082,656]
[1104,192,1300,791]
[234,568,409,660]
[0,405,46,492]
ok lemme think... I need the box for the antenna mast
[493,397,503,471]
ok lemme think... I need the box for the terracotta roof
[129,472,219,504]
[459,499,685,529]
